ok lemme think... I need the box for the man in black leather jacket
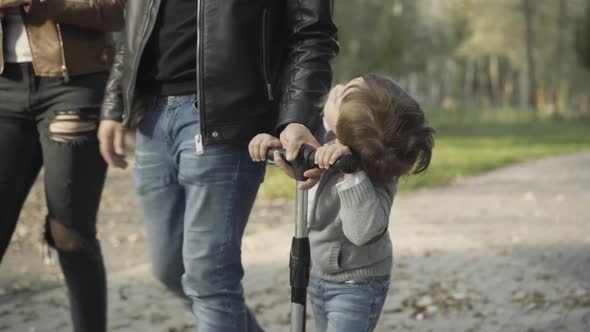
[98,1,338,330]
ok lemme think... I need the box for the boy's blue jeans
[308,275,390,332]
[134,95,265,331]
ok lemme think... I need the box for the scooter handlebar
[266,144,360,180]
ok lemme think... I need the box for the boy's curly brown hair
[336,74,434,183]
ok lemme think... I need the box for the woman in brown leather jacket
[0,1,124,331]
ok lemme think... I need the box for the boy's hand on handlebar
[248,133,281,162]
[314,140,352,171]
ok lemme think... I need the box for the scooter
[265,145,359,332]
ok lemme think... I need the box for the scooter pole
[266,145,359,332]
[290,187,309,332]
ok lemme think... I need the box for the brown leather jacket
[0,0,125,79]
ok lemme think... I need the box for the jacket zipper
[195,0,205,154]
[0,19,4,74]
[261,8,273,101]
[55,24,70,82]
[126,0,156,123]
[17,6,41,76]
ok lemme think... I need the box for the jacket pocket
[260,8,274,101]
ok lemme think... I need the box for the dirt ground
[1,151,589,332]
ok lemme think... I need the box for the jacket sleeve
[276,0,339,134]
[337,172,396,247]
[100,35,125,122]
[23,0,125,32]
[0,0,28,8]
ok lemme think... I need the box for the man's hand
[273,150,324,190]
[279,123,320,161]
[0,1,27,7]
[0,0,30,11]
[250,129,324,190]
[279,123,323,189]
[98,120,127,169]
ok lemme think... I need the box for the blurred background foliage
[259,0,590,200]
[332,0,590,114]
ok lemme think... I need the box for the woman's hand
[248,133,282,162]
[249,133,324,190]
[314,140,352,170]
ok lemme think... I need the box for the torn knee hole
[49,111,98,143]
[48,219,83,252]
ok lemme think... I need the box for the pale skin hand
[279,123,321,161]
[248,133,282,162]
[314,140,355,181]
[275,152,325,190]
[0,1,29,17]
[98,120,128,169]
[248,133,324,190]
[314,139,352,170]
[0,0,30,10]
[279,122,325,189]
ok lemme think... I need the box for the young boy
[249,74,434,332]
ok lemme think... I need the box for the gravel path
[1,151,589,332]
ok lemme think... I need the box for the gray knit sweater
[308,165,396,282]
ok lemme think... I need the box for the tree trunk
[476,58,487,107]
[523,0,538,113]
[442,59,455,108]
[502,63,516,108]
[463,59,475,107]
[489,55,501,107]
[408,72,419,101]
[428,66,440,106]
[519,68,528,109]
[551,0,567,115]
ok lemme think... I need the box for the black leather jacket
[101,0,339,147]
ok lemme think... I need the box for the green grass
[257,109,590,200]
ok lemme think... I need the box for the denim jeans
[0,63,108,332]
[308,275,390,332]
[134,95,266,331]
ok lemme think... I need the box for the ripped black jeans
[0,63,108,332]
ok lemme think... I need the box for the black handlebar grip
[264,145,360,180]
[265,147,285,164]
[331,154,361,174]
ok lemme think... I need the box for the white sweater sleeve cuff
[336,171,374,208]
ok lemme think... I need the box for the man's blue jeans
[134,95,265,331]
